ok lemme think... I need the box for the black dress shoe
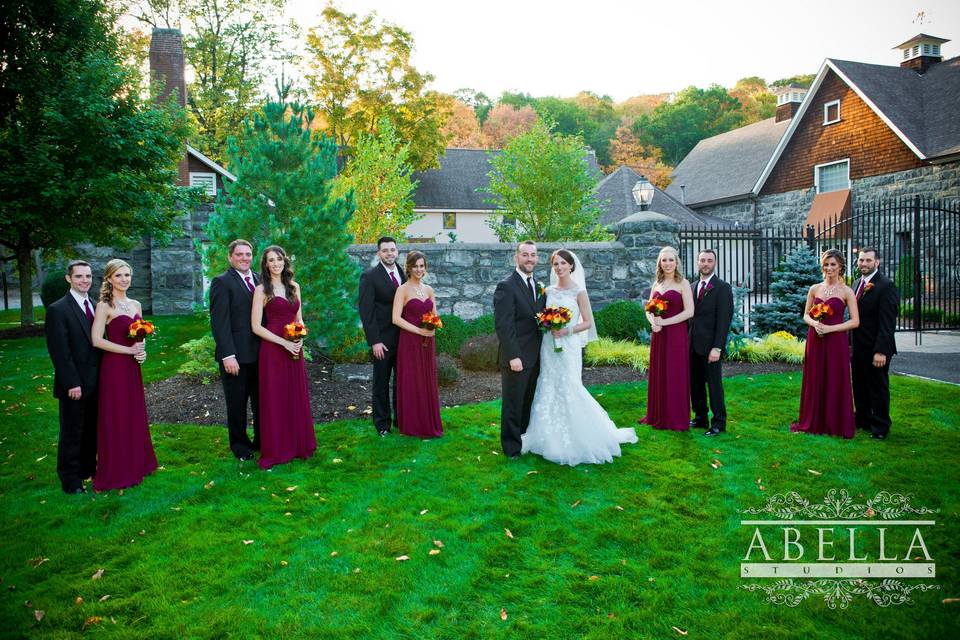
[870,433,887,440]
[377,429,390,437]
[704,427,725,437]
[65,486,86,495]
[236,450,255,461]
[690,419,708,429]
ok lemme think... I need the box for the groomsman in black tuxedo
[45,260,101,494]
[688,249,734,436]
[494,240,545,457]
[358,237,406,436]
[210,239,261,460]
[851,247,899,440]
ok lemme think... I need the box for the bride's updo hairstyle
[550,249,576,271]
[405,251,427,277]
[654,246,684,283]
[99,258,132,306]
[820,248,846,276]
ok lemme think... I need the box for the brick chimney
[773,84,807,123]
[895,33,948,75]
[149,28,188,186]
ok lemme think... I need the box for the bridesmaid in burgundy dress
[392,251,443,438]
[251,246,316,469]
[640,247,695,431]
[791,249,860,438]
[91,259,157,491]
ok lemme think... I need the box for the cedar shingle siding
[761,70,924,195]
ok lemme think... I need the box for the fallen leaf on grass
[242,540,254,545]
[419,509,428,515]
[500,608,508,621]
[433,540,444,548]
[84,616,102,628]
[771,462,781,469]
[671,626,688,636]
[280,560,288,567]
[526,470,538,476]
[807,469,822,476]
[615,505,625,511]
[332,458,343,464]
[504,529,514,539]
[75,597,83,605]
[330,551,338,557]
[428,549,441,556]
[490,450,499,456]
[943,598,959,604]
[27,557,48,568]
[204,481,214,489]
[395,555,410,562]
[286,486,298,492]
[589,575,599,581]
[571,500,581,508]
[34,610,44,622]
[91,569,104,580]
[36,455,47,462]
[710,460,723,469]
[98,595,110,602]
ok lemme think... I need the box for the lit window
[189,172,217,196]
[443,212,457,229]
[815,160,850,193]
[823,100,840,125]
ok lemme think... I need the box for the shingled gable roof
[596,166,722,227]
[664,117,790,207]
[411,147,603,211]
[186,144,236,182]
[752,55,960,194]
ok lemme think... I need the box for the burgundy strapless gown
[791,297,855,438]
[641,289,691,431]
[93,314,157,491]
[396,297,443,438]
[258,297,316,469]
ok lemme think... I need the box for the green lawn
[1,318,958,639]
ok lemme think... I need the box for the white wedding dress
[521,285,638,466]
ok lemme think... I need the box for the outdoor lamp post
[632,177,655,211]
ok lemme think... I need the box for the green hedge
[593,300,650,343]
[41,270,70,308]
[435,313,495,357]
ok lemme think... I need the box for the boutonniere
[537,282,545,299]
[863,282,875,294]
[704,284,714,294]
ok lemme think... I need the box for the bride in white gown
[521,249,638,466]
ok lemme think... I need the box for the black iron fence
[678,196,960,337]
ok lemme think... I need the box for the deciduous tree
[480,104,538,148]
[442,100,484,148]
[606,126,673,188]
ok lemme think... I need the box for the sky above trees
[283,0,959,100]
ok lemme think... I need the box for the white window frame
[814,159,850,194]
[189,171,217,196]
[822,99,841,125]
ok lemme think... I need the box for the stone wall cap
[617,211,678,225]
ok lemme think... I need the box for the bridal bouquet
[645,296,669,317]
[283,321,308,360]
[420,311,443,346]
[127,319,156,341]
[536,306,573,352]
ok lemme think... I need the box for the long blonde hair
[99,259,132,306]
[655,246,683,283]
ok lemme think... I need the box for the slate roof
[664,117,790,207]
[596,166,726,227]
[411,147,603,211]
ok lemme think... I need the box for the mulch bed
[0,324,45,340]
[145,360,800,426]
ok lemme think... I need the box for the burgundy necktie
[389,271,400,289]
[698,281,707,300]
[244,275,255,293]
[83,299,94,322]
[855,279,865,299]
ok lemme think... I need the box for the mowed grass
[0,320,959,638]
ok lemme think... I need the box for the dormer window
[823,100,841,125]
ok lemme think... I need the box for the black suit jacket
[852,271,899,357]
[210,269,261,364]
[494,271,546,369]
[45,293,101,399]
[689,276,734,356]
[358,263,406,349]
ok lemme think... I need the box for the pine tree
[201,99,359,352]
[751,245,822,337]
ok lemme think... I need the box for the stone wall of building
[347,211,680,319]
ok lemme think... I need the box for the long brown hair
[405,251,427,278]
[99,259,132,306]
[820,248,846,276]
[259,245,297,301]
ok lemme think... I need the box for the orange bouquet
[809,302,833,322]
[645,296,669,317]
[420,311,443,346]
[536,306,574,352]
[127,319,156,342]
[283,321,308,360]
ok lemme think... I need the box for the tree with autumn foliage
[481,104,539,148]
[334,120,420,243]
[606,126,673,188]
[729,76,776,124]
[442,100,484,148]
[305,4,452,170]
[484,121,606,242]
